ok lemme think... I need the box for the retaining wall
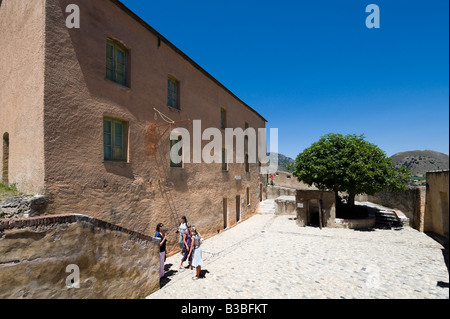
[0,214,160,299]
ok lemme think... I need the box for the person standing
[155,223,167,278]
[177,216,188,252]
[188,226,203,280]
[179,223,192,269]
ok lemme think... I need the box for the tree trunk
[333,184,342,213]
[348,193,356,207]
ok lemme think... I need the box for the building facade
[425,170,449,240]
[0,0,267,253]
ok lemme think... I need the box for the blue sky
[121,0,449,159]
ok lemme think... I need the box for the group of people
[155,216,203,281]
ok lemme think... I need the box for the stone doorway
[307,199,321,227]
[223,198,228,229]
[236,195,241,223]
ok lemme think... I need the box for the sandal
[192,276,199,280]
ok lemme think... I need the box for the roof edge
[109,0,267,123]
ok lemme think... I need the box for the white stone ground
[147,200,449,299]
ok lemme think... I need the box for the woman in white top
[188,226,203,280]
[178,216,188,251]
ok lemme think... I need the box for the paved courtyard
[147,203,449,299]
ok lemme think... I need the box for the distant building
[0,0,267,252]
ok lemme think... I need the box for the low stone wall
[275,196,297,215]
[334,216,376,229]
[0,195,49,219]
[0,214,160,299]
[266,185,297,200]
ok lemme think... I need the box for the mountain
[268,152,295,172]
[390,150,449,185]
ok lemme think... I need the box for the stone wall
[274,196,296,215]
[296,190,336,227]
[266,185,297,200]
[0,214,160,299]
[424,170,449,238]
[0,195,49,219]
[356,187,426,230]
[271,171,316,190]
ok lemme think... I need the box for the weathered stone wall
[296,190,336,227]
[0,214,160,299]
[356,187,426,230]
[271,171,316,190]
[0,195,49,219]
[274,196,296,215]
[424,171,449,238]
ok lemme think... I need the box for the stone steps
[374,210,403,229]
[257,199,276,214]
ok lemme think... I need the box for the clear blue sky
[121,0,449,159]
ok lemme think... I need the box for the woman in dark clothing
[155,223,168,278]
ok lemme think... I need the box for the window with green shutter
[104,117,127,162]
[167,77,180,109]
[106,39,128,87]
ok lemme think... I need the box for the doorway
[308,199,320,227]
[223,198,228,229]
[2,133,9,185]
[236,195,241,223]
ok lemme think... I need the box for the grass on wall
[0,183,22,201]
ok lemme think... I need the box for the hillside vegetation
[390,150,449,186]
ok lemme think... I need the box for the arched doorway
[2,133,9,185]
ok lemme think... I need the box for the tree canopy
[292,133,411,207]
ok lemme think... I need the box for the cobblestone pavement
[147,208,449,299]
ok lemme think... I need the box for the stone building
[0,0,267,253]
[424,170,449,241]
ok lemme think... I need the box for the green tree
[292,133,411,211]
